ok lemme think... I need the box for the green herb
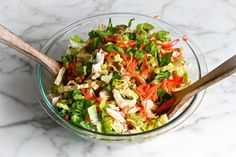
[72,89,84,100]
[71,112,83,126]
[89,36,104,51]
[128,18,135,27]
[157,88,171,102]
[103,43,123,52]
[153,71,170,83]
[112,71,121,80]
[136,33,149,44]
[126,32,136,40]
[158,52,173,67]
[61,54,73,64]
[88,30,100,39]
[70,35,83,43]
[105,84,112,92]
[79,121,95,130]
[145,42,161,58]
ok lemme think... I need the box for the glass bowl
[33,13,207,143]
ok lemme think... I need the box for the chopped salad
[49,18,189,134]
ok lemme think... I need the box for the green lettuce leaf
[70,35,83,43]
[158,52,173,67]
[153,71,170,83]
[145,42,161,58]
[136,23,155,33]
[156,30,170,42]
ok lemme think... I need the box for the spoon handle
[175,55,236,99]
[0,25,60,76]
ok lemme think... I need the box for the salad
[49,18,189,134]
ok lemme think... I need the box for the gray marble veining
[0,0,236,156]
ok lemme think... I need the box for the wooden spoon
[156,55,236,119]
[0,25,61,76]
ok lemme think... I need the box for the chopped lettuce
[54,67,66,86]
[156,30,170,42]
[87,105,102,132]
[103,43,123,52]
[101,112,114,134]
[153,71,170,83]
[101,73,113,84]
[136,23,155,34]
[145,42,161,58]
[112,120,125,133]
[113,54,123,62]
[72,89,84,100]
[156,114,168,127]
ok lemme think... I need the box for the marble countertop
[0,0,236,156]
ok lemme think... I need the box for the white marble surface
[0,0,236,156]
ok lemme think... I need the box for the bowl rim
[33,12,207,139]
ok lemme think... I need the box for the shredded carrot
[81,88,97,100]
[140,43,146,48]
[118,41,138,48]
[172,51,182,62]
[81,88,89,100]
[141,54,151,77]
[96,97,103,103]
[75,75,85,84]
[126,58,138,72]
[161,39,179,50]
[128,41,138,47]
[105,52,116,61]
[161,72,184,93]
[119,43,127,48]
[64,115,69,121]
[105,35,119,42]
[120,52,128,62]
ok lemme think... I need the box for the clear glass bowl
[33,13,207,143]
